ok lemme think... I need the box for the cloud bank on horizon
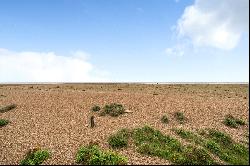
[0,48,109,82]
[166,0,249,56]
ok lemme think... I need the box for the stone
[124,109,133,113]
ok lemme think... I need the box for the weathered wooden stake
[90,116,95,128]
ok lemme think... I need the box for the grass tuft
[20,148,50,165]
[223,114,245,128]
[179,145,215,165]
[0,119,9,127]
[131,126,216,165]
[174,112,185,124]
[108,129,130,149]
[205,129,233,146]
[76,144,127,165]
[173,128,203,145]
[161,115,169,124]
[91,105,101,112]
[178,128,249,165]
[100,103,125,117]
[205,140,221,154]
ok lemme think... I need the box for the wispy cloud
[0,48,109,82]
[165,44,184,57]
[166,0,249,56]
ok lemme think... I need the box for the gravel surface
[0,84,248,165]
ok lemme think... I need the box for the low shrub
[161,115,169,124]
[175,127,249,165]
[207,129,232,146]
[224,117,238,128]
[0,119,9,127]
[224,114,245,128]
[235,119,246,125]
[101,103,125,117]
[178,146,215,165]
[91,105,101,112]
[108,129,130,149]
[20,148,50,165]
[76,145,127,165]
[173,128,204,145]
[205,140,221,154]
[131,126,216,165]
[174,112,185,124]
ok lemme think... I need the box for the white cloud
[0,48,109,82]
[176,0,249,50]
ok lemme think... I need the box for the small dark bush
[224,117,238,128]
[0,104,17,113]
[91,105,101,112]
[235,119,246,125]
[101,103,125,117]
[161,115,169,124]
[224,114,245,128]
[20,148,50,165]
[0,119,9,127]
[174,112,185,124]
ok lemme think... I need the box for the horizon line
[0,82,248,85]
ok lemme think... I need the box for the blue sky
[0,0,249,82]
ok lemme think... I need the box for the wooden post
[90,116,95,128]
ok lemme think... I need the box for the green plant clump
[0,119,9,127]
[20,149,50,165]
[173,128,203,145]
[224,117,238,128]
[178,146,215,165]
[108,129,130,149]
[176,128,249,165]
[205,129,248,165]
[76,145,127,165]
[132,126,216,165]
[91,105,101,112]
[101,103,125,117]
[161,115,169,124]
[207,129,232,146]
[205,140,221,154]
[223,114,246,128]
[174,112,185,124]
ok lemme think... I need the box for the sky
[0,0,249,82]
